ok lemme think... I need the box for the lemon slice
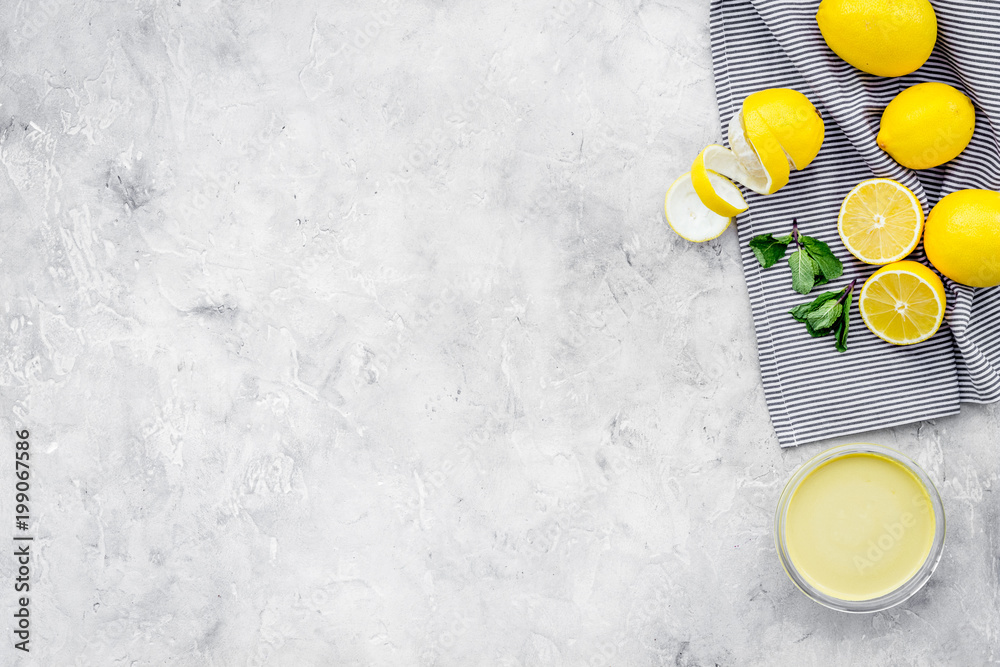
[665,172,731,242]
[838,179,924,265]
[859,260,946,345]
[691,146,749,217]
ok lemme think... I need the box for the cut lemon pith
[726,113,772,193]
[665,172,731,242]
[739,109,791,194]
[691,146,749,217]
[859,260,946,346]
[838,179,924,265]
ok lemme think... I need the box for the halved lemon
[665,172,731,242]
[838,178,924,265]
[859,260,946,345]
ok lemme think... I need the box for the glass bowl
[774,443,946,613]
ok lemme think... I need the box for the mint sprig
[789,279,857,353]
[749,220,844,294]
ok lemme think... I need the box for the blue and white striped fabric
[710,0,1000,447]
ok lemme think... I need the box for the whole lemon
[876,83,975,170]
[741,88,825,170]
[924,190,1000,288]
[816,0,937,77]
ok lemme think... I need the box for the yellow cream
[784,452,935,601]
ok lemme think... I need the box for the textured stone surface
[1,0,998,665]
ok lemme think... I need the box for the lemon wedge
[859,260,946,345]
[837,179,924,265]
[665,172,732,242]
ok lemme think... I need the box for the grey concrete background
[0,0,998,664]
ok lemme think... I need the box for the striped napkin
[710,0,1000,447]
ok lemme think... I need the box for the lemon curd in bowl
[774,444,946,612]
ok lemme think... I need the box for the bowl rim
[773,442,946,613]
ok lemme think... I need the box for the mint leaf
[748,221,838,294]
[749,234,791,268]
[788,250,815,294]
[805,299,842,331]
[813,261,831,287]
[789,280,857,352]
[789,291,839,322]
[789,290,840,336]
[800,236,844,282]
[835,289,854,353]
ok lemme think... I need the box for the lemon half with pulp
[859,260,946,345]
[838,179,923,265]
